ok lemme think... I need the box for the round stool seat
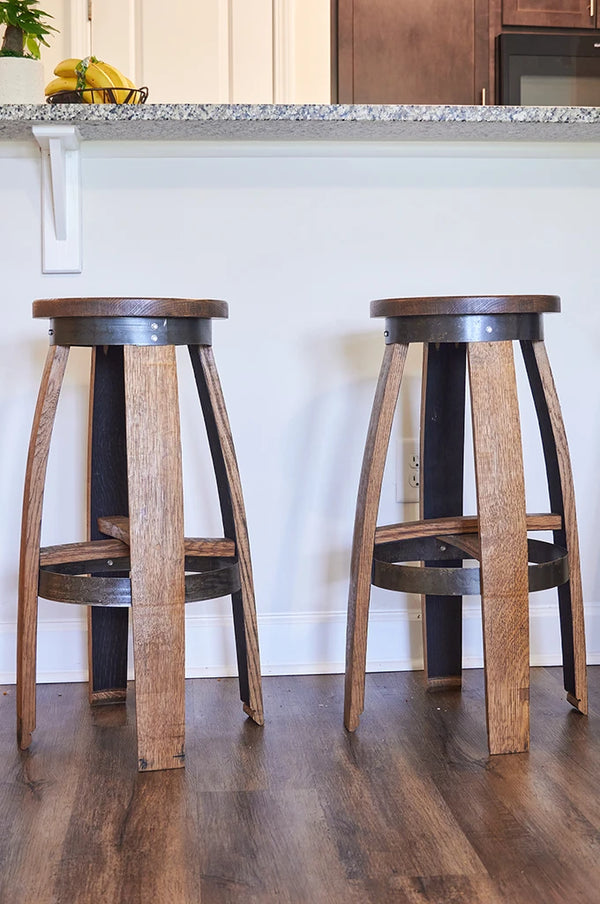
[370,294,561,318]
[33,296,229,320]
[32,297,228,348]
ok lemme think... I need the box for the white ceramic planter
[0,57,44,103]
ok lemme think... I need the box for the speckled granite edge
[2,103,600,142]
[2,102,600,122]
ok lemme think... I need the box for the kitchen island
[0,103,599,685]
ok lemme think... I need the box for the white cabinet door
[38,0,330,104]
[128,0,227,102]
[89,0,274,103]
[230,0,273,102]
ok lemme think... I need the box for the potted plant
[0,0,57,103]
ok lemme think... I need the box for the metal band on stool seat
[372,536,569,596]
[384,313,544,345]
[48,316,213,347]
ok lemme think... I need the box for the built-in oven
[498,32,600,105]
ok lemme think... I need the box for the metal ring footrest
[372,536,569,596]
[38,555,241,606]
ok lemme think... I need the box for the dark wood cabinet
[332,0,600,106]
[335,0,489,105]
[502,0,596,28]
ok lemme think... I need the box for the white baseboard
[1,602,599,684]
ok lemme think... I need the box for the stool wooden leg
[188,345,264,725]
[124,345,186,771]
[87,346,129,705]
[468,341,530,755]
[421,342,466,690]
[521,340,587,715]
[344,342,408,731]
[17,345,70,749]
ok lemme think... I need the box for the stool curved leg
[468,341,530,755]
[188,345,264,726]
[17,345,70,749]
[521,340,587,715]
[344,342,408,731]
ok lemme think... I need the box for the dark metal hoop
[372,537,569,596]
[38,555,240,606]
[48,317,213,347]
[384,313,544,345]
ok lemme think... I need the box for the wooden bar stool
[344,295,587,755]
[17,297,263,771]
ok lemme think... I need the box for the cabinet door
[87,0,331,103]
[502,0,595,28]
[337,0,483,104]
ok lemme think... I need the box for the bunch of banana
[45,56,142,104]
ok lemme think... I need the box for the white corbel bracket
[32,125,82,273]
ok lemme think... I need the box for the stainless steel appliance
[498,33,600,105]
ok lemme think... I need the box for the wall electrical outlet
[396,439,420,504]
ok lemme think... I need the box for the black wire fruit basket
[47,86,149,104]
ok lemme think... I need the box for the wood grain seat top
[33,297,229,320]
[370,295,561,318]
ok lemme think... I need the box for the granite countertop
[2,102,600,142]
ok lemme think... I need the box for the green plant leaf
[24,33,39,57]
[0,0,57,58]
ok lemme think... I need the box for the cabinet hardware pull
[481,88,487,106]
[591,0,595,18]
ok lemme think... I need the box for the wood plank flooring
[0,667,599,903]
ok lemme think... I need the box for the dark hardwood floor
[1,667,599,903]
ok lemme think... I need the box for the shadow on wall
[272,328,423,669]
[0,339,91,620]
[0,339,52,605]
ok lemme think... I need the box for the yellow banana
[124,76,144,104]
[53,58,81,79]
[45,76,79,97]
[94,61,126,88]
[120,75,141,104]
[50,55,141,104]
[83,62,115,89]
[80,61,115,103]
[93,60,140,103]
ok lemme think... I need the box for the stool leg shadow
[188,345,264,725]
[344,342,409,731]
[421,342,466,689]
[88,346,129,705]
[17,345,70,749]
[521,339,587,715]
